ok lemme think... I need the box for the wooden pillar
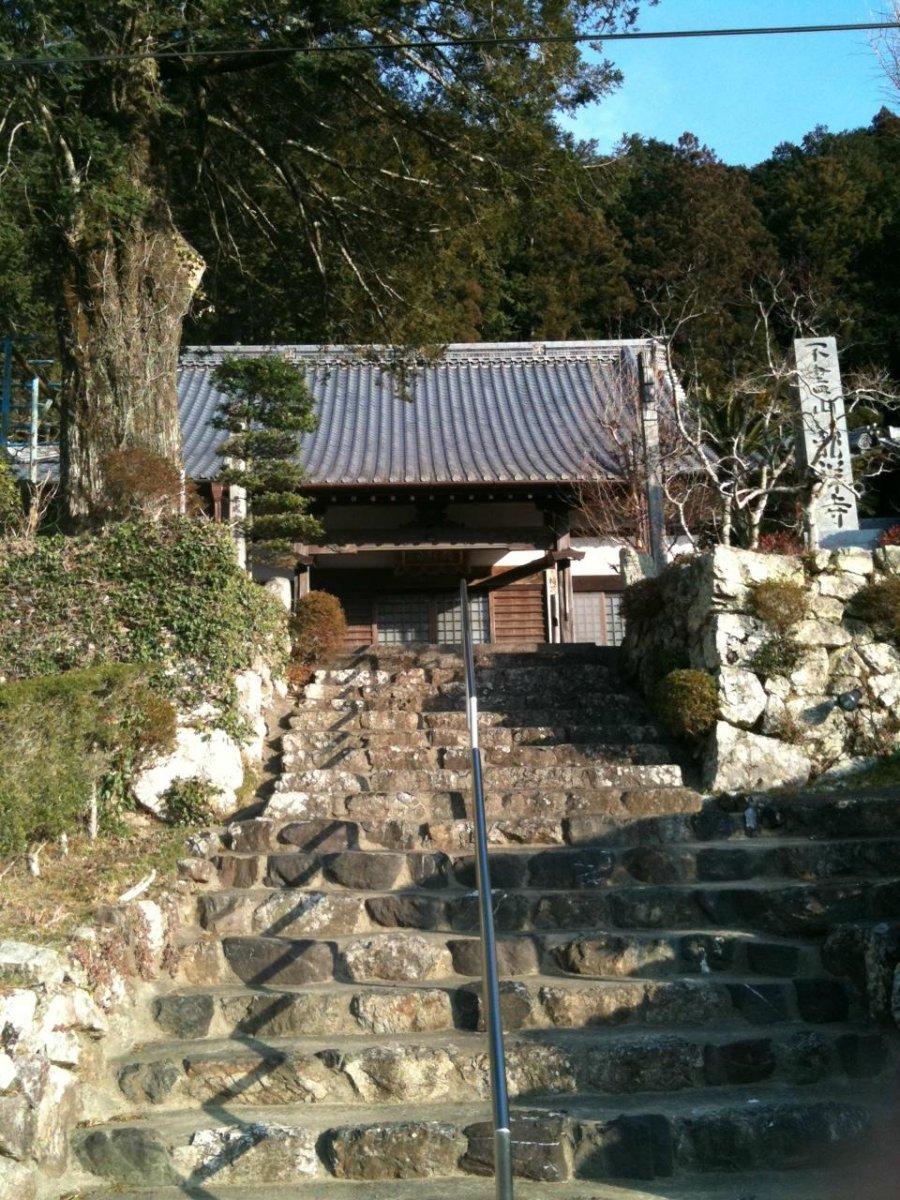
[552,512,575,644]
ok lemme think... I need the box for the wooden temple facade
[177,340,661,647]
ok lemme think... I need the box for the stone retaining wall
[0,890,191,1199]
[624,545,900,792]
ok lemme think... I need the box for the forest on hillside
[0,3,897,523]
[3,109,898,389]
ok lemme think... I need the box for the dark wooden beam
[468,548,582,595]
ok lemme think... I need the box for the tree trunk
[58,203,205,518]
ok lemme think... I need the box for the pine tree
[211,355,322,563]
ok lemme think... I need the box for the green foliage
[0,665,175,856]
[212,355,322,560]
[749,579,808,635]
[0,516,287,716]
[654,669,718,740]
[290,591,348,676]
[849,577,900,643]
[0,457,22,534]
[749,638,803,678]
[162,777,219,827]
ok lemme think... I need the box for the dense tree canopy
[0,1,896,518]
[0,1,649,515]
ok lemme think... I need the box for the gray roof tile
[177,340,659,485]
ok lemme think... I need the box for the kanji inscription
[794,337,859,538]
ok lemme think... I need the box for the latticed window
[573,591,625,646]
[376,592,489,645]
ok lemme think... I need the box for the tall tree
[0,2,649,516]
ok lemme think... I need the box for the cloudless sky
[562,0,896,164]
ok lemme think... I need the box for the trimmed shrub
[0,665,176,855]
[290,591,347,669]
[0,456,22,534]
[654,669,718,739]
[0,516,287,722]
[850,577,900,643]
[749,638,803,678]
[162,777,220,826]
[749,579,807,635]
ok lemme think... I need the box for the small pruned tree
[212,355,323,563]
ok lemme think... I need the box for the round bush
[655,669,718,740]
[290,591,347,667]
[749,579,807,634]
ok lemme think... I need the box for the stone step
[301,670,630,704]
[280,742,676,772]
[114,1024,888,1112]
[153,931,832,1034]
[178,928,836,992]
[223,805,709,856]
[195,837,900,894]
[274,763,685,796]
[194,877,900,940]
[288,704,654,731]
[65,1170,899,1200]
[264,785,699,827]
[290,693,645,717]
[283,723,667,750]
[72,1087,879,1187]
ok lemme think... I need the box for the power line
[0,21,898,71]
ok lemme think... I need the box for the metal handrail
[458,578,514,1200]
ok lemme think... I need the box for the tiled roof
[177,340,661,485]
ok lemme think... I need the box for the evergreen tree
[211,355,322,562]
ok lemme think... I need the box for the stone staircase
[71,644,900,1199]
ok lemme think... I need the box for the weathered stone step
[290,693,645,718]
[196,837,900,894]
[67,1171,891,1200]
[288,704,655,731]
[222,802,706,856]
[73,1087,878,1187]
[187,935,857,1028]
[301,668,630,704]
[274,763,684,796]
[195,876,900,940]
[115,1024,888,1111]
[174,924,824,991]
[268,786,696,828]
[283,723,667,751]
[281,741,675,772]
[153,926,829,1034]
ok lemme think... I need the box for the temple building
[177,339,670,647]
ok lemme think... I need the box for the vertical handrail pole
[29,376,39,484]
[459,579,514,1200]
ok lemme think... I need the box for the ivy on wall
[0,516,287,719]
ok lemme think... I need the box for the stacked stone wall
[624,545,900,792]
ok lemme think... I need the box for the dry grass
[0,815,190,945]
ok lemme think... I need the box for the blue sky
[562,0,895,164]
